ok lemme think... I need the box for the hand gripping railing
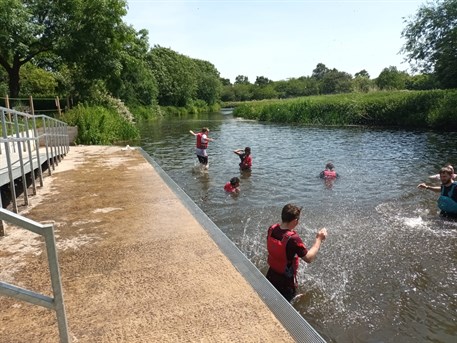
[0,208,70,343]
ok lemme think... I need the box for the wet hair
[230,177,240,186]
[445,164,454,174]
[244,147,251,154]
[202,127,209,133]
[439,166,453,176]
[325,162,334,170]
[281,204,302,223]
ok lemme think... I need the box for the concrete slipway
[0,145,325,343]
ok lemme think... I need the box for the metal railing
[0,208,70,343]
[0,106,69,214]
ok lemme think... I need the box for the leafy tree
[220,77,231,86]
[321,69,353,94]
[311,63,330,80]
[376,66,409,90]
[234,75,250,85]
[221,85,236,102]
[352,75,375,93]
[106,27,157,106]
[254,76,272,87]
[401,0,457,88]
[0,0,128,97]
[405,73,439,90]
[355,69,370,78]
[147,46,197,107]
[252,84,277,100]
[192,59,222,105]
[233,83,253,101]
[19,63,57,96]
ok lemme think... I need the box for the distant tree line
[220,63,441,102]
[0,0,455,110]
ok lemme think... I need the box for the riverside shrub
[233,90,457,129]
[63,105,139,145]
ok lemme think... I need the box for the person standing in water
[233,147,252,171]
[418,166,457,217]
[319,162,338,179]
[266,204,328,301]
[190,127,214,169]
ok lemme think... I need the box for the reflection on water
[139,112,457,343]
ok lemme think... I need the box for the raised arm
[302,228,327,263]
[189,130,197,136]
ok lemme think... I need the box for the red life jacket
[196,133,208,149]
[323,170,337,178]
[267,224,299,277]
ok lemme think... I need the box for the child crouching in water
[224,177,240,194]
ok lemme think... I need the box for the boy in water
[190,128,214,169]
[224,177,240,194]
[233,147,252,171]
[266,204,327,301]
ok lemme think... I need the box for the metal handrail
[0,208,70,343]
[0,106,69,214]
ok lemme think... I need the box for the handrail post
[43,223,70,343]
[13,112,29,206]
[1,108,18,212]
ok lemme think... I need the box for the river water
[138,110,456,343]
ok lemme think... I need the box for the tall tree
[192,59,222,105]
[376,66,409,90]
[0,0,128,97]
[311,63,330,81]
[401,0,457,88]
[147,46,197,107]
[234,75,250,85]
[254,76,272,87]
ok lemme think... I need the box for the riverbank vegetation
[233,90,457,129]
[0,0,456,143]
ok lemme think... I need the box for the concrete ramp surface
[0,146,294,342]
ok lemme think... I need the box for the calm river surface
[139,110,456,343]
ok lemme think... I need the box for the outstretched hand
[316,228,327,241]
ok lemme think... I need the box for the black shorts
[197,155,208,165]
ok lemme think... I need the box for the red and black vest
[323,170,337,178]
[267,224,299,277]
[196,133,208,149]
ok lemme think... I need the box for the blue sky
[125,0,424,83]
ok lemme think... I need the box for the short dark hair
[230,177,240,186]
[202,127,209,133]
[325,162,334,170]
[281,204,302,223]
[440,166,453,176]
[244,147,251,153]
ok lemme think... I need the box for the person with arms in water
[266,204,328,301]
[418,166,457,218]
[233,147,252,171]
[190,127,214,169]
[224,177,240,194]
[319,162,338,179]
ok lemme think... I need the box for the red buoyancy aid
[323,170,337,178]
[267,224,300,277]
[196,133,208,149]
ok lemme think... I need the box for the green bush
[233,90,457,128]
[63,105,139,145]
